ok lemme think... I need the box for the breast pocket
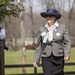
[53,31,63,42]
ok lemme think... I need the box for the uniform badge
[56,33,60,36]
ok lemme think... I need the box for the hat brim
[41,12,61,19]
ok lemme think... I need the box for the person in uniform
[33,8,71,75]
[0,27,6,75]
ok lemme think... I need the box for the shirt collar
[44,21,59,30]
[54,21,59,28]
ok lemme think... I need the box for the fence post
[34,67,37,75]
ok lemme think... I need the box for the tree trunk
[20,0,26,74]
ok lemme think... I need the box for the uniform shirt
[0,28,5,40]
[41,21,59,43]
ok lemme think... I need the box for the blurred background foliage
[0,0,75,50]
[0,0,21,22]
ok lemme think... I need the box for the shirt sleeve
[63,26,71,57]
[0,28,6,40]
[34,30,42,63]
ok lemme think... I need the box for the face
[46,15,57,23]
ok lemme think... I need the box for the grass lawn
[5,47,75,74]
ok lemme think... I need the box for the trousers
[42,54,64,75]
[0,47,5,75]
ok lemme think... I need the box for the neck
[48,22,54,27]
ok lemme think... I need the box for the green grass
[5,47,75,74]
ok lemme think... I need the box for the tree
[20,0,26,74]
[27,0,35,44]
[0,0,21,22]
[0,0,23,50]
[68,0,75,35]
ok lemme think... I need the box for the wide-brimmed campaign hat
[40,9,61,19]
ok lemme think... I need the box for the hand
[33,62,38,68]
[4,46,9,50]
[64,56,70,61]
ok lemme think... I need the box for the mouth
[47,20,52,23]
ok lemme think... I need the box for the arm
[33,31,42,67]
[63,26,71,61]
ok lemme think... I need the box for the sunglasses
[46,15,55,17]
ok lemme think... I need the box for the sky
[15,0,75,13]
[32,0,75,12]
